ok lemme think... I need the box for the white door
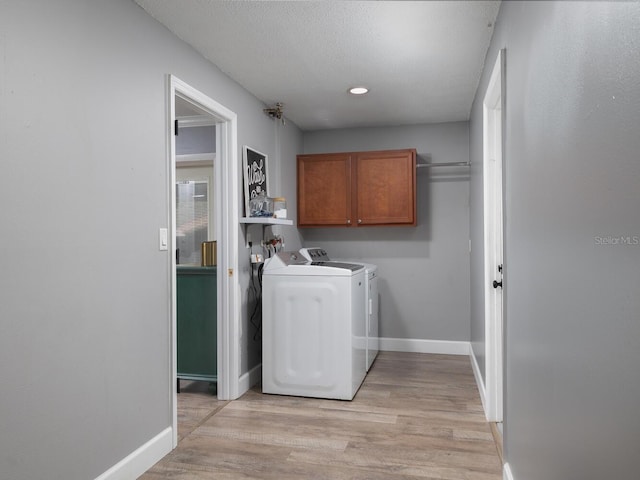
[483,49,505,423]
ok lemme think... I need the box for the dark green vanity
[177,266,217,387]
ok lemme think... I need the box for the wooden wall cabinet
[297,149,416,227]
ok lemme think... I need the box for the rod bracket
[263,102,285,125]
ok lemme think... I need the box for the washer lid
[311,261,364,272]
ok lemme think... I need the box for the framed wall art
[242,146,269,215]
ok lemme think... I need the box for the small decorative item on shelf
[249,194,274,217]
[201,241,217,266]
[273,197,287,219]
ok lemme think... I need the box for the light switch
[159,228,168,251]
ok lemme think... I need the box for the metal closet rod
[416,161,470,168]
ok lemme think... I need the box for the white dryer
[362,262,379,371]
[300,248,379,371]
[262,251,367,400]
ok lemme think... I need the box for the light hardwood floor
[142,352,502,479]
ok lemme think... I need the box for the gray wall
[244,121,305,366]
[469,2,640,479]
[270,121,305,252]
[0,0,301,478]
[303,123,470,341]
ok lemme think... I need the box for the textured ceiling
[135,0,501,131]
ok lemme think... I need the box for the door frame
[482,49,505,423]
[167,75,240,447]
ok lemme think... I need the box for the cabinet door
[297,153,352,226]
[177,268,217,379]
[355,149,416,225]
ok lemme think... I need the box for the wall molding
[379,337,470,355]
[94,427,172,480]
[177,114,216,127]
[176,153,215,165]
[239,363,262,394]
[504,462,514,480]
[470,345,488,415]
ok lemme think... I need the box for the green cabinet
[177,266,217,383]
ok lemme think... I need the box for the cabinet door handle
[358,219,362,224]
[346,219,351,224]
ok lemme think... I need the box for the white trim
[177,114,217,127]
[176,153,215,164]
[94,427,172,480]
[166,77,179,447]
[470,345,488,415]
[216,117,241,401]
[168,78,241,446]
[239,363,263,394]
[503,462,514,480]
[379,337,470,355]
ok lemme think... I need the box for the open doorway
[167,76,240,448]
[174,103,216,267]
[174,98,221,440]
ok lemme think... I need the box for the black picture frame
[242,146,269,216]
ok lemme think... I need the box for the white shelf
[240,217,293,226]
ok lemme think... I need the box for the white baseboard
[379,337,470,355]
[504,462,514,480]
[469,345,488,415]
[238,363,262,395]
[94,427,172,480]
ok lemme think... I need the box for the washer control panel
[299,247,330,262]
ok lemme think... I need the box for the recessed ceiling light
[349,86,369,95]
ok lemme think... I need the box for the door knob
[493,280,502,288]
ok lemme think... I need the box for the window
[176,180,209,265]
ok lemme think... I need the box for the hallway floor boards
[141,351,502,479]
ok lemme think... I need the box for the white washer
[262,251,367,400]
[299,248,379,371]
